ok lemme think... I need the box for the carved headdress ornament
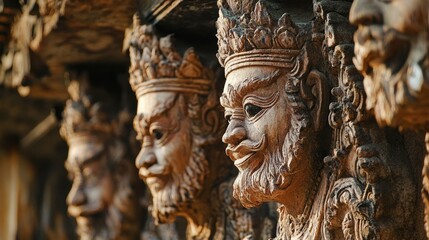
[216,0,304,77]
[60,79,119,144]
[128,17,214,99]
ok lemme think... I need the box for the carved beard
[151,144,208,224]
[76,205,132,240]
[76,210,117,240]
[76,180,139,240]
[233,112,310,208]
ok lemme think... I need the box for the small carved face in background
[350,0,429,125]
[134,92,208,223]
[221,66,320,208]
[65,137,114,239]
[351,0,427,73]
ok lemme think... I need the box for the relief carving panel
[128,16,276,240]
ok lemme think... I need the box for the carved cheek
[155,127,192,175]
[244,120,267,144]
[259,102,289,144]
[79,171,113,208]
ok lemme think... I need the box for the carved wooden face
[65,138,114,237]
[134,92,191,191]
[221,66,315,208]
[134,92,207,223]
[350,0,429,126]
[222,67,290,171]
[350,0,427,78]
[351,0,427,72]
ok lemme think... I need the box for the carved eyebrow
[79,150,104,167]
[66,147,105,170]
[223,70,282,107]
[133,110,167,132]
[220,92,232,108]
[133,113,149,132]
[133,93,179,130]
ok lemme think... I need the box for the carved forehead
[136,92,178,123]
[221,68,282,107]
[66,138,105,168]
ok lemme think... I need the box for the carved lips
[354,25,411,76]
[225,135,266,170]
[68,201,105,218]
[138,164,169,190]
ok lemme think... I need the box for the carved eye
[244,103,262,118]
[152,129,164,140]
[85,173,99,186]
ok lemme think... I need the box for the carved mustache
[138,164,169,179]
[225,135,266,161]
[68,201,104,217]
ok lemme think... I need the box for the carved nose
[136,149,157,169]
[349,0,383,26]
[223,121,246,146]
[67,184,86,206]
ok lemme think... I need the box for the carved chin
[232,148,291,208]
[354,25,411,77]
[76,205,132,240]
[76,213,109,240]
[146,176,167,192]
[150,146,208,224]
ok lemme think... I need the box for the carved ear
[300,70,328,131]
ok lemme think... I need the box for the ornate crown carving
[60,79,118,143]
[216,0,304,76]
[128,16,214,98]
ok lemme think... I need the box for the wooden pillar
[0,147,19,240]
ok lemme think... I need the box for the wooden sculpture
[128,17,277,240]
